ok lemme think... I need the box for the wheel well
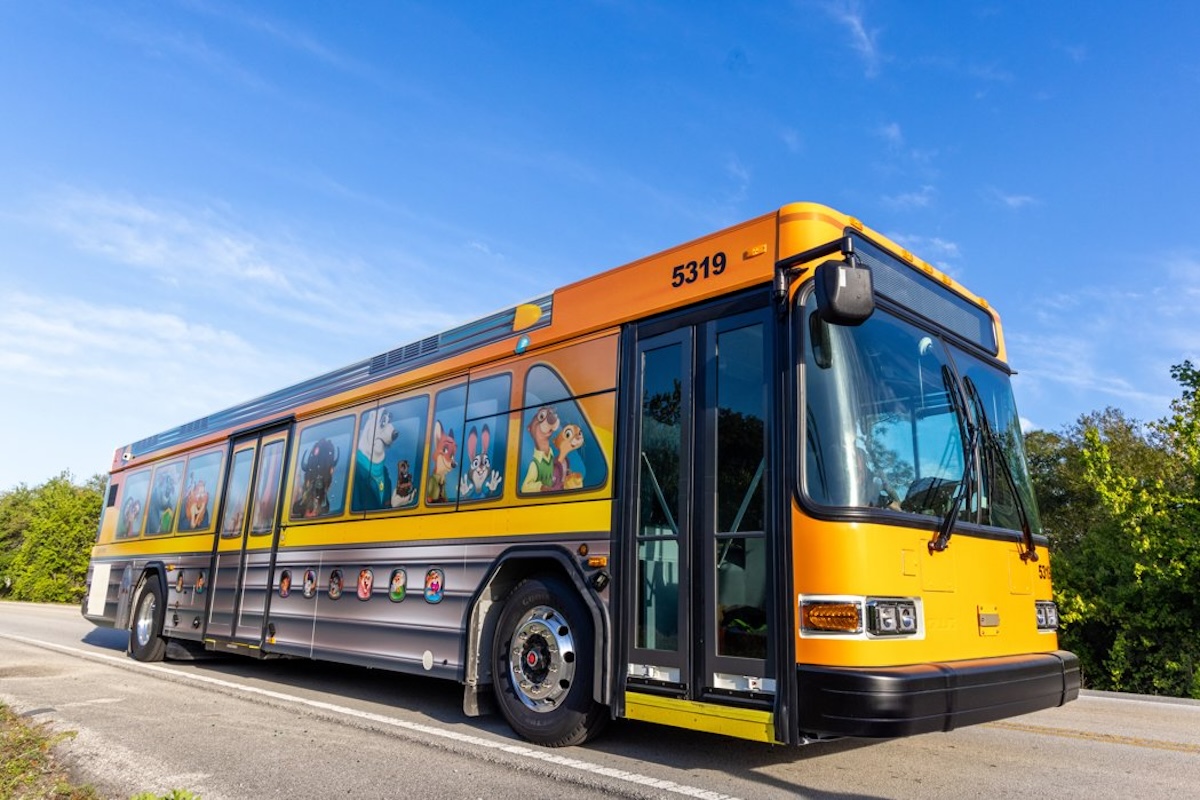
[125,565,167,630]
[463,550,610,713]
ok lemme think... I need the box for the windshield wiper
[963,378,1038,562]
[929,366,976,554]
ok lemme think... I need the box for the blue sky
[2,1,1198,489]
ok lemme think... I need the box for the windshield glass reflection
[801,295,1042,534]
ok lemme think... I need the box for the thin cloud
[878,122,904,149]
[985,186,1039,209]
[822,0,883,78]
[1011,270,1200,430]
[882,185,936,210]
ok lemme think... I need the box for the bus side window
[459,374,511,503]
[351,394,429,512]
[518,364,609,495]
[425,383,467,506]
[115,469,152,539]
[145,460,184,536]
[177,450,224,534]
[289,416,355,521]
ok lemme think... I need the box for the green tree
[5,473,104,603]
[0,483,36,594]
[1048,362,1200,697]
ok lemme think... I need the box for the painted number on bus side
[670,252,727,288]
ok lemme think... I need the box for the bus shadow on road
[81,627,128,652]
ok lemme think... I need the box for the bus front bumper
[796,649,1080,738]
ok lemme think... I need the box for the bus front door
[623,300,777,740]
[206,427,289,648]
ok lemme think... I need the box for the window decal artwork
[290,416,354,521]
[426,384,466,505]
[116,470,152,538]
[178,450,223,533]
[351,395,429,512]
[519,365,608,494]
[459,374,511,503]
[145,460,184,536]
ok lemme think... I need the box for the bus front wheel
[492,576,606,746]
[129,578,167,662]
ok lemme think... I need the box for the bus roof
[111,202,995,470]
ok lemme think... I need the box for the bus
[82,202,1079,747]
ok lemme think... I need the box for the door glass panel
[636,343,683,653]
[713,323,768,660]
[250,439,285,535]
[220,448,255,539]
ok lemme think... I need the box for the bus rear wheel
[492,576,606,746]
[130,578,167,662]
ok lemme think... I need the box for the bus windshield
[802,294,1042,535]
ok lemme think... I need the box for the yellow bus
[82,202,1079,747]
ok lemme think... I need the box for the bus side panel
[264,535,610,681]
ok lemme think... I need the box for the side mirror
[814,259,874,326]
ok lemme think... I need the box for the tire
[492,575,607,746]
[129,578,167,662]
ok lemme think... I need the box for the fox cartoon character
[426,421,457,504]
[521,406,560,493]
[460,425,502,499]
[353,408,406,510]
[551,423,585,491]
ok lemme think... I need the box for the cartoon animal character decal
[459,424,502,499]
[521,406,560,492]
[426,421,457,504]
[394,460,414,505]
[181,478,210,530]
[551,423,585,490]
[148,469,179,534]
[328,569,344,600]
[117,496,143,538]
[353,409,416,510]
[389,568,407,602]
[424,568,445,604]
[357,568,373,601]
[292,438,340,518]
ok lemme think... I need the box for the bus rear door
[206,426,289,650]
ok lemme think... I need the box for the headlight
[1035,600,1059,631]
[867,598,919,636]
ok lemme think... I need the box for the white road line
[2,632,741,800]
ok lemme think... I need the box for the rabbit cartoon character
[460,424,502,499]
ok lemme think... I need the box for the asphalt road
[2,601,1199,799]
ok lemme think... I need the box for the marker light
[1035,600,1059,631]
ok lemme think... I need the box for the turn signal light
[801,600,862,634]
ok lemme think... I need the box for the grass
[0,703,97,800]
[0,703,197,800]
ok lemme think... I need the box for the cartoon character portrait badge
[424,568,445,604]
[279,569,292,598]
[328,568,344,600]
[194,572,206,596]
[302,568,317,599]
[389,569,407,602]
[357,568,373,601]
